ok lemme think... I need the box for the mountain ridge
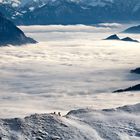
[0,0,140,25]
[123,25,140,34]
[0,103,139,140]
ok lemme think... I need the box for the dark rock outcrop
[121,37,139,42]
[105,34,120,40]
[113,84,140,93]
[131,68,140,74]
[105,34,139,43]
[0,13,37,46]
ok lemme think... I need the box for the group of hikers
[52,112,61,116]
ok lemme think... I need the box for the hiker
[58,112,61,116]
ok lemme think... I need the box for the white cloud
[98,22,123,28]
[0,25,140,118]
[19,24,115,33]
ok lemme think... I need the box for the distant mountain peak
[123,25,140,34]
[105,34,120,40]
[0,13,37,46]
[121,37,139,42]
[105,34,139,43]
[0,0,140,25]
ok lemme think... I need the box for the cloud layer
[0,24,140,118]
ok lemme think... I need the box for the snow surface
[0,103,139,139]
[0,0,20,7]
[0,24,139,118]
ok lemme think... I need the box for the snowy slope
[0,103,139,140]
[0,0,20,7]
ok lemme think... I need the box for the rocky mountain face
[131,67,140,74]
[123,25,140,33]
[105,34,120,40]
[113,84,140,93]
[105,34,139,42]
[0,0,140,25]
[17,0,100,25]
[0,2,16,18]
[113,66,140,93]
[0,13,37,46]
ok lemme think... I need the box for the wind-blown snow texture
[0,103,139,140]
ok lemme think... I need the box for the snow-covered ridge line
[0,0,140,24]
[0,103,140,139]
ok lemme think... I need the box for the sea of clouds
[0,23,139,118]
